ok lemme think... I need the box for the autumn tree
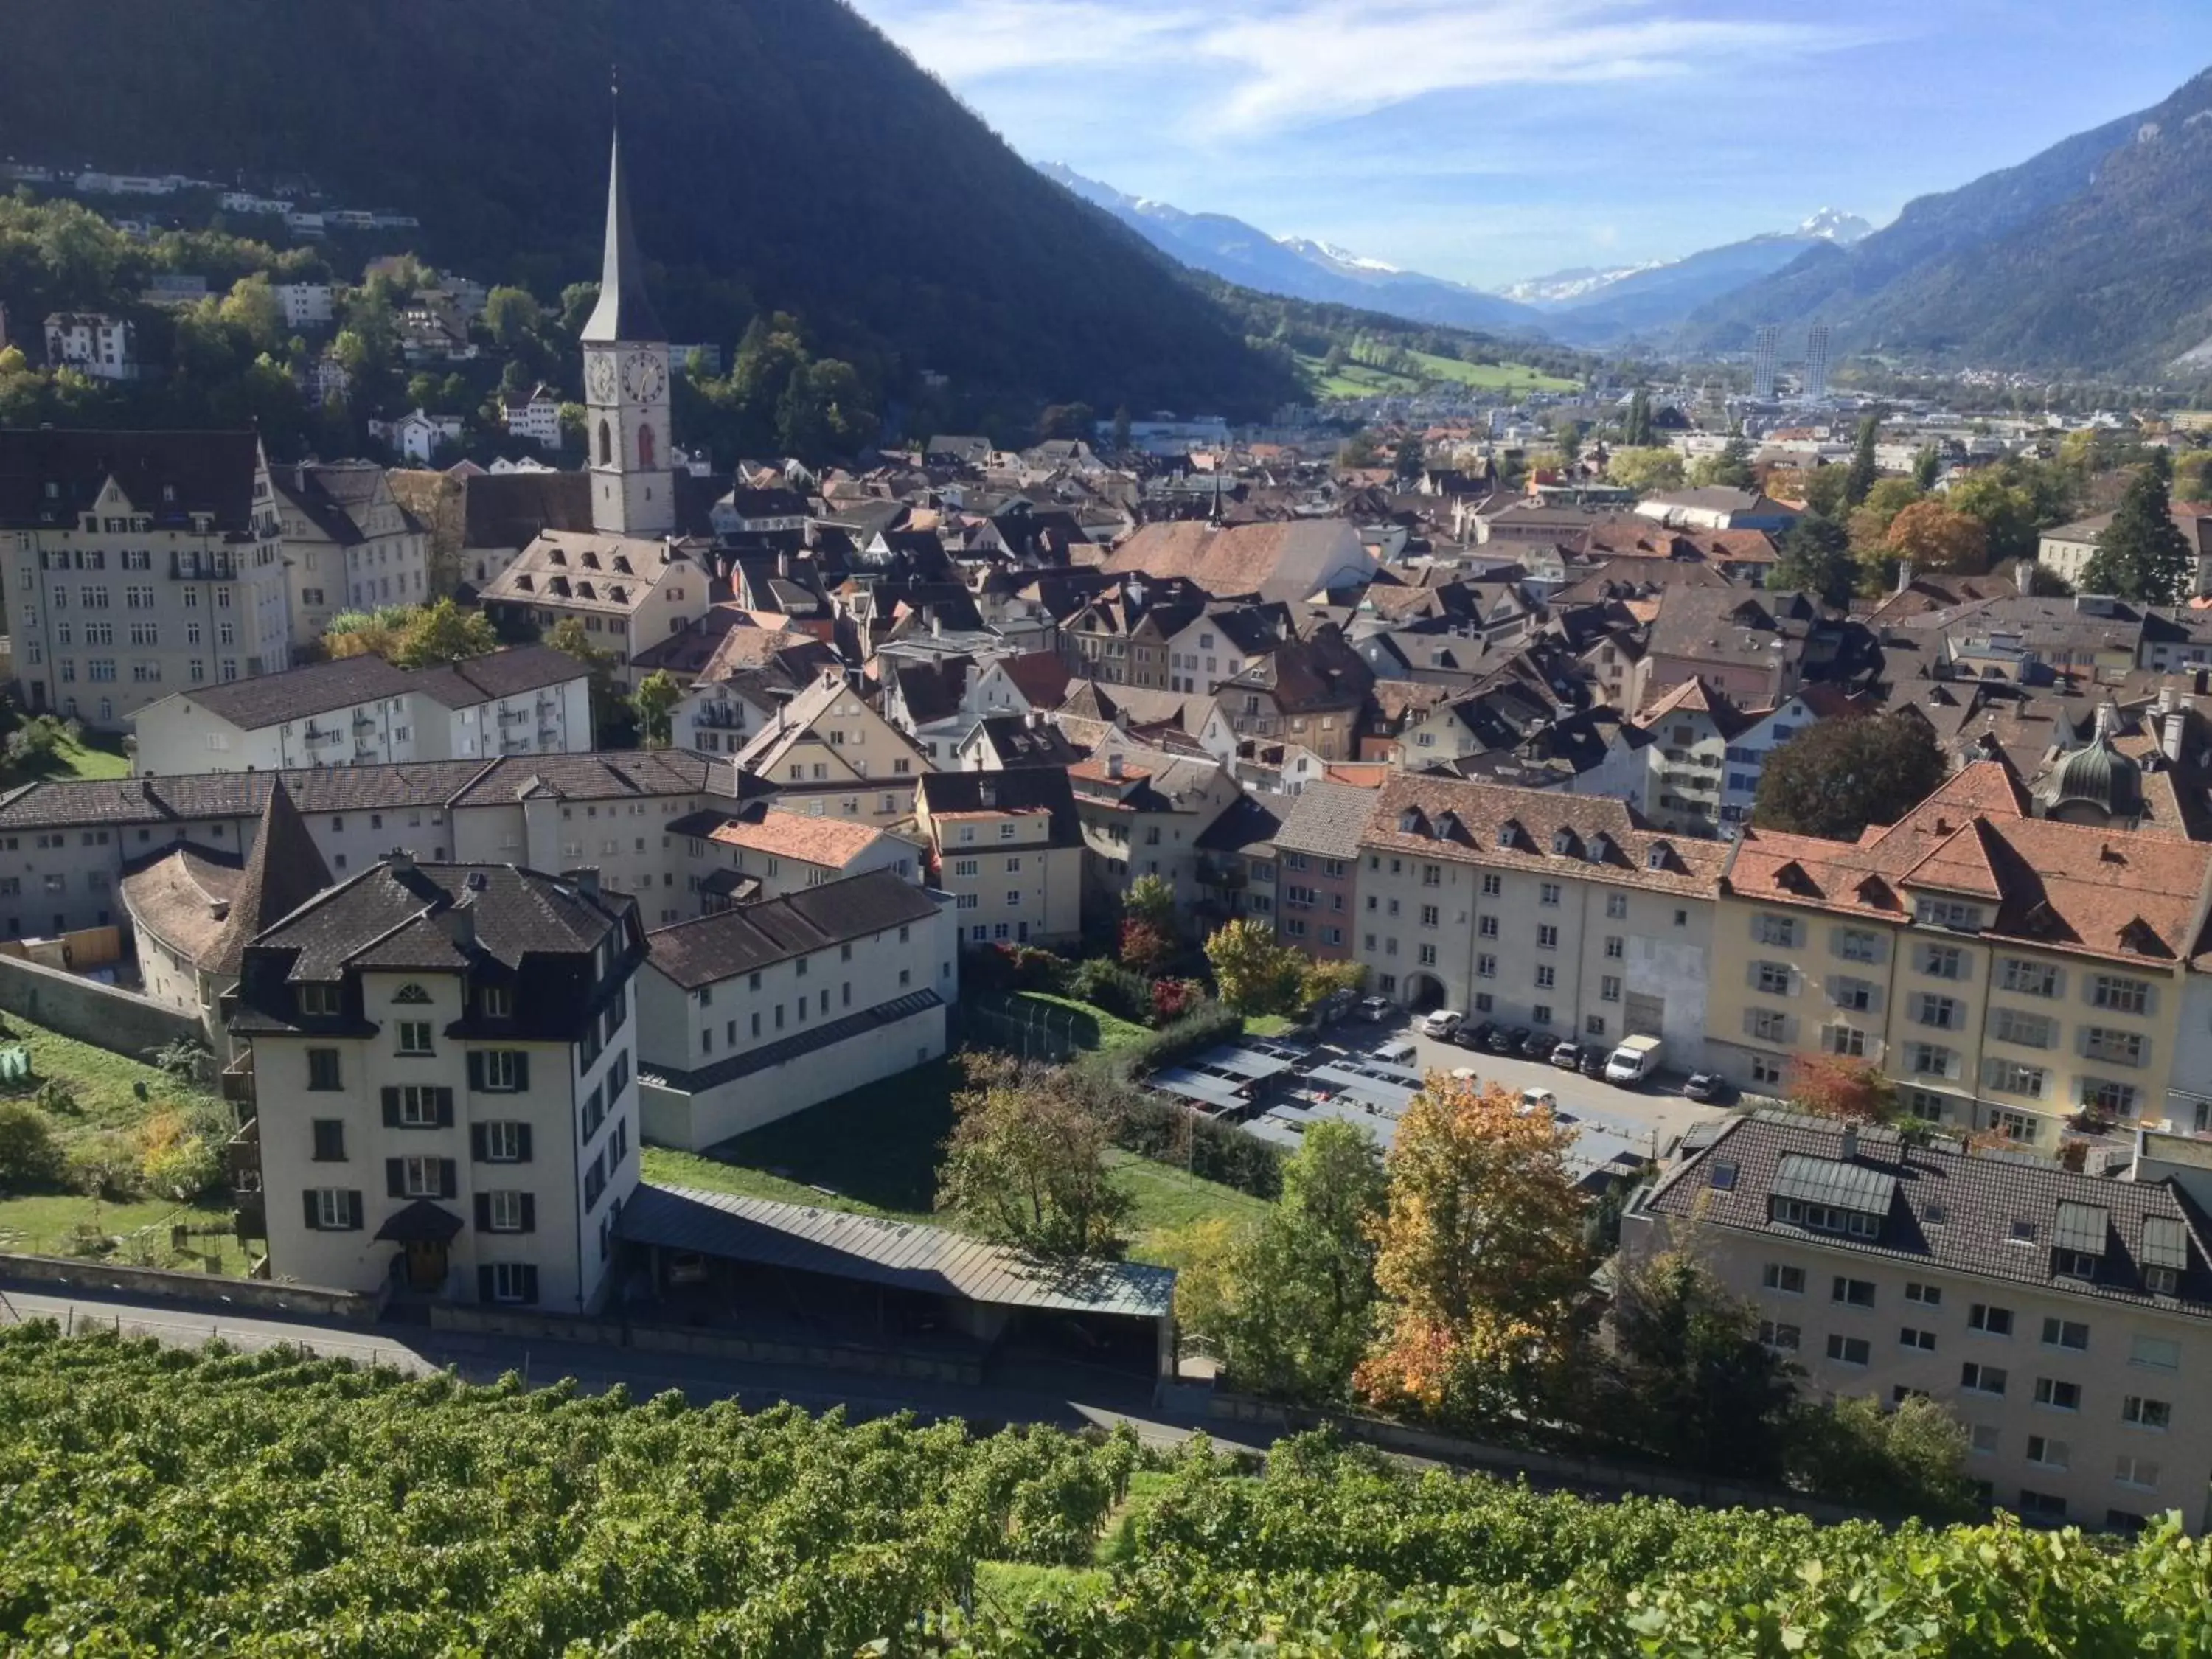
[1298,957,1367,1013]
[1122,873,1178,937]
[1944,472,2042,566]
[1204,919,1307,1016]
[392,599,498,668]
[1606,445,1683,493]
[936,1054,1131,1262]
[1174,1120,1387,1402]
[324,606,411,661]
[1752,711,1947,841]
[1119,918,1172,977]
[1787,1054,1899,1123]
[1846,477,1922,557]
[1596,1250,1798,1479]
[1885,500,1990,575]
[2081,450,2196,605]
[1355,1077,1592,1429]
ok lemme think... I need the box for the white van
[1374,1039,1418,1066]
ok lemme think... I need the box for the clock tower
[581,111,675,538]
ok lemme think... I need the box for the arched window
[392,983,431,1005]
[638,422,657,471]
[597,420,612,466]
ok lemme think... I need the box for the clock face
[586,352,617,403]
[623,351,667,405]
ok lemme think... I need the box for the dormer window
[1399,808,1423,835]
[392,983,431,1005]
[1646,841,1671,871]
[1587,832,1615,864]
[1551,827,1574,856]
[481,984,512,1018]
[1435,811,1462,842]
[297,982,340,1017]
[1497,820,1520,849]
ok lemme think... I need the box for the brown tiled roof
[1360,772,1729,896]
[1102,520,1363,596]
[118,843,245,963]
[709,812,896,868]
[1642,1111,2212,1317]
[1721,760,2212,968]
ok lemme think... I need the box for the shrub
[1150,977,1204,1026]
[66,1131,143,1202]
[0,1099,63,1192]
[1066,957,1153,1025]
[1119,919,1172,976]
[142,1134,222,1203]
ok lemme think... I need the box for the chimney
[389,850,414,875]
[439,900,475,950]
[2163,709,2187,765]
[1840,1122,1860,1162]
[778,551,793,580]
[574,868,601,901]
[1106,752,1124,780]
[1894,559,1913,596]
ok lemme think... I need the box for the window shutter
[519,1193,536,1234]
[347,1191,364,1230]
[435,1088,455,1127]
[513,1052,529,1091]
[467,1051,484,1092]
[477,1265,495,1303]
[440,1159,458,1200]
[470,1124,487,1163]
[515,1124,533,1162]
[520,1265,539,1304]
[386,1158,404,1197]
[474,1193,491,1230]
[302,1190,320,1231]
[381,1087,400,1127]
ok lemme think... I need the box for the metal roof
[2053,1200,2111,1255]
[1770,1152,1899,1217]
[619,1183,1175,1319]
[1150,1068,1248,1111]
[1193,1044,1295,1082]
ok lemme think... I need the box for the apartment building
[42,313,136,380]
[1708,761,2212,1147]
[732,671,930,823]
[1630,1112,2212,1534]
[229,856,647,1311]
[1270,778,1377,960]
[0,428,292,730]
[634,869,956,1147]
[1066,744,1245,912]
[269,462,432,639]
[130,646,592,774]
[479,532,710,690]
[1352,773,1728,1062]
[912,768,1084,947]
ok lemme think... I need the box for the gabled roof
[206,777,336,978]
[0,429,264,533]
[707,811,897,869]
[918,766,1081,846]
[645,869,937,988]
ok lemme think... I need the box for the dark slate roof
[161,655,416,728]
[644,869,940,990]
[206,776,333,977]
[917,766,1082,848]
[406,644,591,709]
[962,716,1081,769]
[1271,777,1382,859]
[1642,1111,2212,1318]
[0,429,264,534]
[461,470,594,550]
[269,463,368,546]
[1195,791,1283,855]
[445,751,726,807]
[0,760,498,832]
[580,122,665,344]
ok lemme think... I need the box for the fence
[961,992,1088,1065]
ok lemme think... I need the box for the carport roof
[619,1183,1175,1319]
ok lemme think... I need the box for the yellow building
[1708,762,2212,1148]
[911,769,1085,947]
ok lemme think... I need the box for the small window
[1904,1281,1941,1307]
[310,1119,346,1162]
[1761,1262,1805,1294]
[2032,1377,2081,1413]
[1832,1276,1875,1308]
[2123,1395,2172,1430]
[1826,1334,1870,1366]
[392,982,432,1005]
[1969,1304,2014,1336]
[482,984,512,1018]
[396,1020,434,1057]
[298,982,340,1017]
[305,1048,341,1092]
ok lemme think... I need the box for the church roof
[206,776,335,978]
[580,119,664,344]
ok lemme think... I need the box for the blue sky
[846,0,2212,289]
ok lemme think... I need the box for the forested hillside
[2,1324,2206,1655]
[0,0,1298,422]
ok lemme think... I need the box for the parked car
[1577,1046,1608,1079]
[1519,1087,1559,1114]
[1488,1024,1528,1056]
[1519,1029,1556,1060]
[1549,1040,1583,1070]
[1451,1020,1494,1051]
[1683,1071,1733,1103]
[1415,1009,1463,1039]
[1357,995,1394,1023]
[1374,1039,1419,1067]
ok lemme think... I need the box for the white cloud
[861,0,1871,136]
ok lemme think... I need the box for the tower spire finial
[579,79,664,347]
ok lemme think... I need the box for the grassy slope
[1298,349,1579,400]
[0,731,131,787]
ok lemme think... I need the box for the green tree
[1799,462,1850,518]
[1843,412,1881,507]
[1597,1250,1797,1479]
[1175,1121,1386,1402]
[1770,512,1855,607]
[1607,445,1683,493]
[1690,437,1753,490]
[1944,473,2042,566]
[1298,957,1366,1014]
[1753,711,1947,841]
[217,274,285,355]
[1337,431,1379,470]
[1393,434,1425,480]
[629,669,683,749]
[1121,873,1178,936]
[1623,387,1655,447]
[1204,919,1306,1015]
[1912,444,1943,490]
[392,599,497,668]
[937,1053,1132,1262]
[1846,476,1924,555]
[1784,1394,1978,1520]
[0,1100,62,1194]
[1035,402,1096,444]
[1110,405,1133,453]
[2081,450,2196,604]
[482,285,543,349]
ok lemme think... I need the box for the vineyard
[1,1323,2208,1656]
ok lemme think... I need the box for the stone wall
[0,952,202,1060]
[0,1252,385,1325]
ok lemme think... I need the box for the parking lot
[1359,1014,1731,1161]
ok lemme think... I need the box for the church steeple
[581,82,664,346]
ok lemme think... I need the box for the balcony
[220,1049,256,1108]
[498,706,529,725]
[692,706,748,731]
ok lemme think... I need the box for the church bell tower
[581,92,675,538]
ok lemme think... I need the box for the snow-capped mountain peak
[1279,236,1400,274]
[1797,206,1872,244]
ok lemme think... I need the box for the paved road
[1340,1017,1729,1157]
[0,1281,1261,1455]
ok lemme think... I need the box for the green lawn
[0,1193,251,1273]
[1242,1013,1295,1039]
[1,731,132,785]
[642,1053,1267,1266]
[1296,348,1578,402]
[0,1010,201,1133]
